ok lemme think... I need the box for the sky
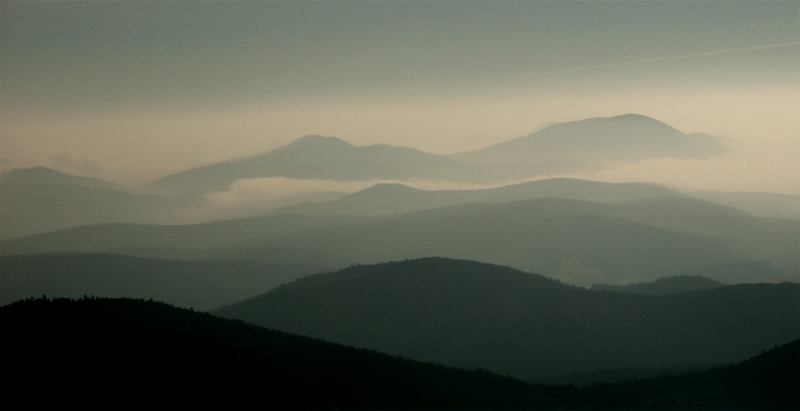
[2,0,798,194]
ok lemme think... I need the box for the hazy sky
[2,1,798,193]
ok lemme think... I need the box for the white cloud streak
[400,41,800,92]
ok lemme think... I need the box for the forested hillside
[4,297,796,409]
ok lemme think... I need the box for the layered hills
[0,213,370,261]
[276,189,799,279]
[273,178,686,216]
[2,112,794,409]
[241,200,744,286]
[5,297,797,409]
[214,258,799,381]
[2,114,785,240]
[4,194,794,286]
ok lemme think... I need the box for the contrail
[400,41,800,92]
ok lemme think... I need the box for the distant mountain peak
[450,113,724,167]
[284,135,353,149]
[607,113,657,121]
[2,166,69,180]
[348,183,423,198]
[572,113,677,130]
[361,183,420,192]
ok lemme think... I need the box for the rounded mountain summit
[149,114,728,195]
[449,113,728,168]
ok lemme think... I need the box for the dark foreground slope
[1,297,543,410]
[579,339,799,410]
[214,258,799,381]
[3,297,797,410]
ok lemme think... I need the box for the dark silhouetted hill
[4,297,796,409]
[577,339,799,410]
[1,297,550,409]
[214,258,799,381]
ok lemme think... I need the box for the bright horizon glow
[1,1,797,194]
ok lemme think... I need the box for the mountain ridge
[6,195,793,286]
[214,257,799,381]
[148,135,520,194]
[272,178,688,216]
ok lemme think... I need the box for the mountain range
[149,114,728,195]
[4,193,795,287]
[271,178,686,216]
[1,112,795,409]
[148,135,520,194]
[2,114,792,240]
